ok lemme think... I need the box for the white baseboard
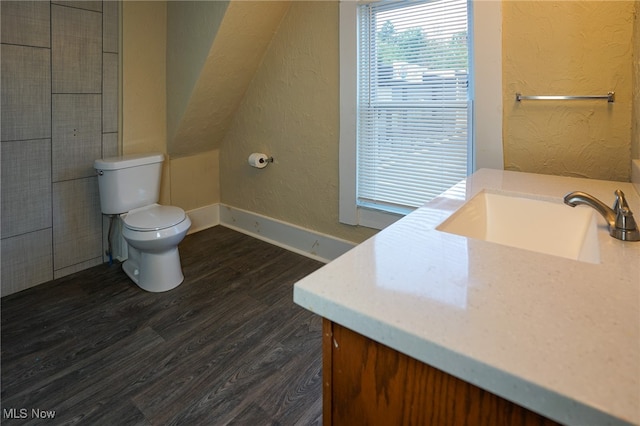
[218,204,356,263]
[186,204,220,234]
[184,203,356,263]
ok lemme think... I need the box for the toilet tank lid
[94,153,164,171]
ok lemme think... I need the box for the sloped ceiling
[167,1,290,157]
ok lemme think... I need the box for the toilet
[94,153,191,292]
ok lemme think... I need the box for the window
[340,0,503,229]
[358,0,471,215]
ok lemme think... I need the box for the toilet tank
[94,153,164,214]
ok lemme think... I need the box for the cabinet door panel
[324,320,560,426]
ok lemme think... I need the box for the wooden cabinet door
[323,320,560,426]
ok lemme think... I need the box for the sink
[436,190,601,263]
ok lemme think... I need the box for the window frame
[339,0,503,229]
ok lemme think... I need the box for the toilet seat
[123,204,186,231]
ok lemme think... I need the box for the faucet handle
[611,190,640,241]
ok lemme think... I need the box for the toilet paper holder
[248,153,274,169]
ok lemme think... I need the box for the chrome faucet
[564,190,640,241]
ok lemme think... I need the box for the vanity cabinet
[295,170,639,425]
[322,319,561,426]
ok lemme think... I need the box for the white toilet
[94,153,191,292]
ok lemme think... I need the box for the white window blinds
[357,0,471,213]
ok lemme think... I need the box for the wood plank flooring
[1,226,324,425]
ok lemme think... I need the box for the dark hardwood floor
[1,226,324,425]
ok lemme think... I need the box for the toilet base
[122,246,185,292]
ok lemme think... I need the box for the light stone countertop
[293,168,640,426]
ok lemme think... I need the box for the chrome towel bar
[515,92,615,103]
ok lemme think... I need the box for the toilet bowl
[94,153,191,292]
[121,204,191,292]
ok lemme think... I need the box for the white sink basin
[437,190,601,263]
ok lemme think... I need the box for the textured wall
[503,1,634,181]
[119,1,638,250]
[169,1,290,157]
[219,2,376,243]
[122,1,220,211]
[166,1,228,147]
[121,4,167,153]
[121,1,172,204]
[1,1,119,296]
[170,150,220,211]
